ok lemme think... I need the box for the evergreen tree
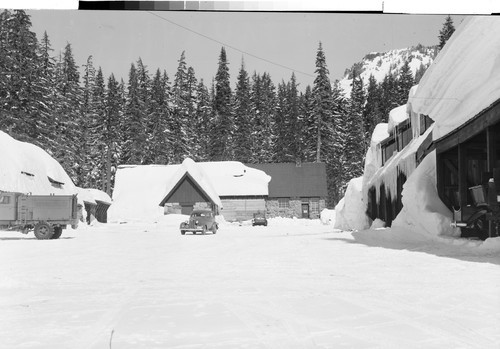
[103,74,122,194]
[89,67,107,190]
[122,63,145,164]
[312,42,333,163]
[249,72,275,163]
[397,59,414,105]
[414,62,428,84]
[211,47,233,161]
[438,15,455,51]
[363,74,383,145]
[195,79,212,161]
[146,68,172,164]
[53,42,83,183]
[171,51,190,162]
[79,56,96,187]
[299,85,316,162]
[344,72,366,181]
[233,60,253,162]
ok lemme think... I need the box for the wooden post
[487,126,496,172]
[458,142,467,209]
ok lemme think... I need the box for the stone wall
[265,197,326,219]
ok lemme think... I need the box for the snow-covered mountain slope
[339,45,437,96]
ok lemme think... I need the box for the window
[0,196,10,204]
[311,199,320,216]
[278,198,289,209]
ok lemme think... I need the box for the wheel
[34,222,54,240]
[470,216,489,240]
[51,226,63,239]
[202,225,207,235]
[181,230,185,235]
[212,224,217,234]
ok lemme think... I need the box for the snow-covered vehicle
[0,192,79,239]
[251,212,268,226]
[180,209,218,235]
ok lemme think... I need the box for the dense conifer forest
[0,10,454,206]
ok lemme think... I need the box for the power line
[147,11,315,79]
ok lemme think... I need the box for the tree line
[0,10,454,206]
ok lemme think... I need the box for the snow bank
[387,105,408,134]
[334,177,371,231]
[76,187,112,205]
[108,165,178,222]
[411,17,500,140]
[320,208,335,225]
[392,150,461,238]
[0,131,77,196]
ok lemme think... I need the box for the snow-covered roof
[108,159,271,222]
[160,158,222,208]
[76,187,112,205]
[410,17,500,140]
[0,131,77,196]
[371,123,390,145]
[387,105,409,134]
[199,161,271,197]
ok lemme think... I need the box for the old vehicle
[180,209,218,235]
[451,172,500,240]
[0,192,79,240]
[251,212,268,226]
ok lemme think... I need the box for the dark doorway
[181,204,194,215]
[301,203,309,218]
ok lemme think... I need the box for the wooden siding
[162,175,210,205]
[220,198,266,222]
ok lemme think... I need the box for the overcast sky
[26,10,464,90]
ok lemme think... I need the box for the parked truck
[0,192,79,239]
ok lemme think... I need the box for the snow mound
[0,131,76,196]
[267,217,322,226]
[370,218,386,229]
[320,208,335,225]
[392,150,461,238]
[334,177,371,231]
[387,105,408,134]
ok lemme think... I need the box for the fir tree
[438,15,455,51]
[195,79,212,161]
[363,74,383,145]
[103,74,122,194]
[211,47,233,161]
[299,85,316,162]
[414,62,428,84]
[171,51,190,162]
[233,60,253,163]
[312,42,333,163]
[344,72,366,181]
[122,63,145,164]
[397,59,414,105]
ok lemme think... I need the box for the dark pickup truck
[0,192,79,239]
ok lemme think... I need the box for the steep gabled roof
[246,162,328,198]
[159,159,222,207]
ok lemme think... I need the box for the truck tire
[51,226,63,239]
[34,222,54,240]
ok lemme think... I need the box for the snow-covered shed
[108,158,270,222]
[76,187,112,224]
[246,162,328,219]
[409,16,500,239]
[0,131,77,196]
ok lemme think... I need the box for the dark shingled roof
[246,162,328,198]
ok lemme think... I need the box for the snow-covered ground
[1,217,499,348]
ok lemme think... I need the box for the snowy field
[0,216,499,349]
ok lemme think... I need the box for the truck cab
[0,192,17,222]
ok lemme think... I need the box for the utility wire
[147,11,315,79]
